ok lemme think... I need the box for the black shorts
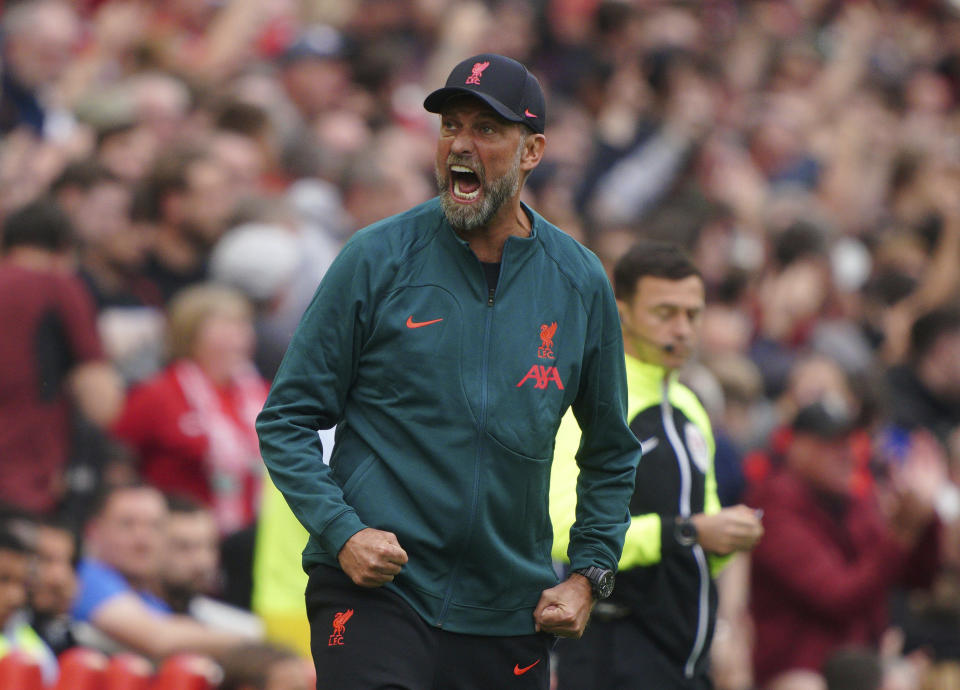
[306,565,552,690]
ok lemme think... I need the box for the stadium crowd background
[3,0,960,688]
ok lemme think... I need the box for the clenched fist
[338,528,409,587]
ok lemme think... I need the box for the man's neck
[192,354,236,387]
[152,224,202,271]
[161,584,194,614]
[456,201,531,263]
[81,252,126,292]
[4,246,69,272]
[123,572,155,592]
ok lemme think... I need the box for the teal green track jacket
[256,198,641,636]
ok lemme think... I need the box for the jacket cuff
[317,510,367,557]
[568,548,615,573]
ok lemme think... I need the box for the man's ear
[615,299,630,325]
[520,133,546,171]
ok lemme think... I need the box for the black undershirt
[480,261,500,292]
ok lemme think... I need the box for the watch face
[596,570,615,599]
[675,519,697,547]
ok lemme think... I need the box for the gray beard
[436,143,523,232]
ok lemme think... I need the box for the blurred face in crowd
[160,509,219,598]
[699,304,752,356]
[435,98,532,233]
[98,126,159,184]
[209,132,265,199]
[74,181,131,246]
[920,331,960,402]
[787,433,854,497]
[782,356,856,418]
[0,548,29,628]
[65,180,147,271]
[181,158,234,247]
[30,525,77,617]
[3,1,80,90]
[132,73,192,146]
[619,275,705,371]
[281,58,351,121]
[89,487,167,585]
[190,306,256,382]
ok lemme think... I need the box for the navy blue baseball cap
[423,53,546,134]
[279,24,345,65]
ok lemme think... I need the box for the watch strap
[572,566,614,600]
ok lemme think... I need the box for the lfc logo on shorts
[328,608,354,647]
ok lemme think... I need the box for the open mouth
[450,164,482,201]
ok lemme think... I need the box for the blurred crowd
[3,0,960,688]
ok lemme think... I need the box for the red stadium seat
[151,653,222,690]
[53,647,108,689]
[0,650,44,690]
[105,652,155,690]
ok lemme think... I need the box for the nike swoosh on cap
[524,108,537,118]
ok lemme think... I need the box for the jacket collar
[440,200,540,255]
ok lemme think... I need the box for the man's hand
[882,430,944,545]
[691,505,764,556]
[533,574,594,638]
[337,528,408,587]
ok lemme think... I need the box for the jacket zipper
[660,377,711,679]
[436,265,497,625]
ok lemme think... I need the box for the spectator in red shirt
[747,400,942,688]
[0,199,123,514]
[111,283,267,535]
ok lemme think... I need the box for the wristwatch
[674,516,698,547]
[572,566,615,600]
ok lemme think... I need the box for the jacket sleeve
[563,282,642,573]
[255,239,375,558]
